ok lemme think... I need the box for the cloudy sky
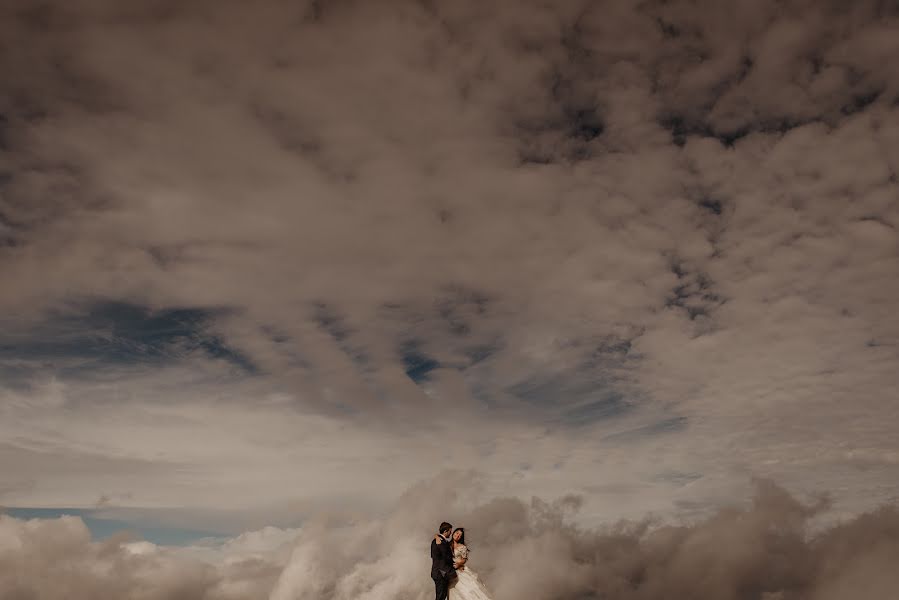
[1,0,898,596]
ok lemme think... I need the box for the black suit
[430,535,455,600]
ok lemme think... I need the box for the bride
[438,528,494,600]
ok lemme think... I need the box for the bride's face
[452,530,462,542]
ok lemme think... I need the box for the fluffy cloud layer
[3,477,899,600]
[1,0,898,541]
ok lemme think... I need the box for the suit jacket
[430,535,455,579]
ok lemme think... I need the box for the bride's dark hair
[452,527,465,545]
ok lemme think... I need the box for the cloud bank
[2,476,899,600]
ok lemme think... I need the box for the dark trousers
[432,571,452,600]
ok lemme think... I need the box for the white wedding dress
[449,544,493,600]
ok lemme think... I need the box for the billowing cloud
[2,477,899,599]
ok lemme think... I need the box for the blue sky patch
[0,301,256,382]
[400,340,441,383]
[3,507,226,546]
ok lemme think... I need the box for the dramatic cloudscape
[1,0,898,598]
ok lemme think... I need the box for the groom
[430,521,456,600]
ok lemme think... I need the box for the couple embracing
[429,521,493,600]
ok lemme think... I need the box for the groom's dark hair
[439,521,452,535]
